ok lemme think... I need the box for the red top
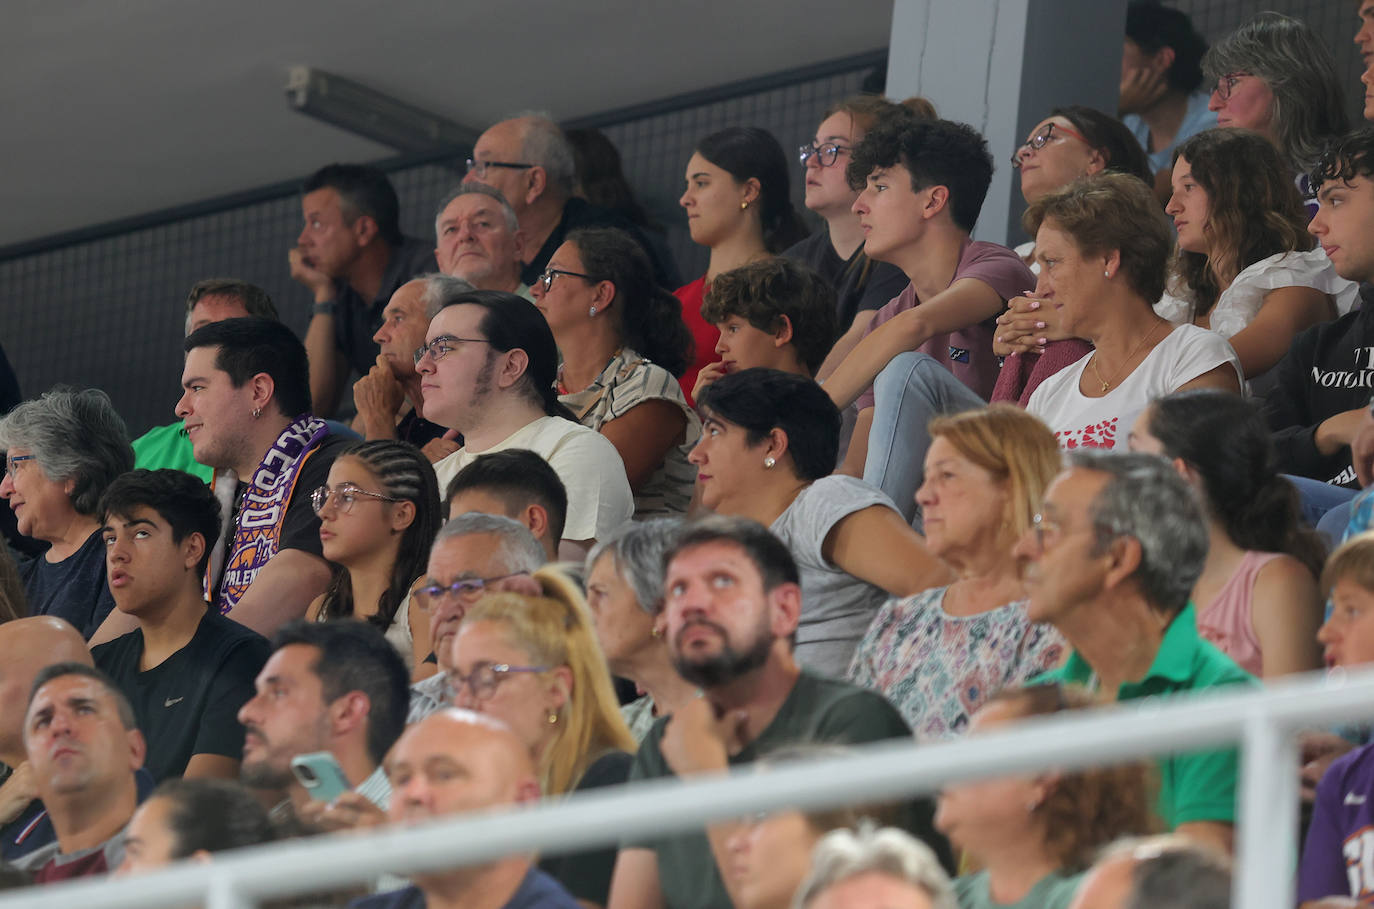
[674,276,721,406]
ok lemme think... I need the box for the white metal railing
[2,666,1373,909]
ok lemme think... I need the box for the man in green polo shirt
[1016,449,1255,855]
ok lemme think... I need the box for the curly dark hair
[847,117,993,232]
[700,257,837,375]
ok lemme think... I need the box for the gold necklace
[1088,320,1167,393]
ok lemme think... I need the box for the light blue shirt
[1125,91,1217,173]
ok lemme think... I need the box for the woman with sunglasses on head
[786,96,923,378]
[532,227,700,518]
[447,569,636,908]
[1159,128,1356,381]
[1203,11,1347,212]
[675,127,810,403]
[993,107,1151,405]
[307,440,442,672]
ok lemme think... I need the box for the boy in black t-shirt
[92,470,270,782]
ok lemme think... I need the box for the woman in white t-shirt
[1159,128,1355,379]
[1024,172,1242,450]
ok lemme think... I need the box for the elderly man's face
[435,194,522,288]
[372,281,430,380]
[463,120,536,216]
[1014,467,1113,626]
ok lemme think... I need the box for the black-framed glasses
[310,483,402,516]
[413,334,492,365]
[798,142,851,167]
[538,267,594,293]
[465,158,535,179]
[412,572,526,611]
[1010,122,1091,168]
[442,663,549,702]
[3,455,35,478]
[1211,72,1250,103]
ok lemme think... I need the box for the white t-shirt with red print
[1027,324,1242,450]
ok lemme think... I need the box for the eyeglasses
[3,455,35,478]
[413,334,491,365]
[538,267,594,293]
[1211,72,1251,103]
[1029,512,1065,549]
[465,158,535,179]
[798,142,851,167]
[412,572,527,611]
[442,663,549,702]
[310,483,402,516]
[1010,122,1092,168]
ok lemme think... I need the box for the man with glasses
[433,184,534,300]
[92,469,269,783]
[1016,450,1253,855]
[289,164,437,420]
[407,513,547,723]
[416,289,634,560]
[236,620,409,829]
[464,114,679,289]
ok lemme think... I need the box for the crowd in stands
[18,1,1374,905]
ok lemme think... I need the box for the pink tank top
[1196,550,1281,677]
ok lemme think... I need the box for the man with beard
[607,516,945,909]
[236,621,409,830]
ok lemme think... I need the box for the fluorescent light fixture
[285,66,478,154]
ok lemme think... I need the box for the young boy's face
[1310,170,1374,285]
[851,165,932,266]
[714,315,785,374]
[1320,577,1374,668]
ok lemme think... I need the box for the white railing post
[205,872,254,909]
[1235,705,1300,909]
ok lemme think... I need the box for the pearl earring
[589,306,598,317]
[1103,270,1110,278]
[763,456,776,469]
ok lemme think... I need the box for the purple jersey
[1300,743,1374,902]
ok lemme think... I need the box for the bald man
[349,709,578,909]
[1068,836,1230,909]
[0,617,92,861]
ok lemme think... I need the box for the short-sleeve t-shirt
[1034,603,1257,827]
[626,670,930,909]
[538,750,632,905]
[1299,741,1374,902]
[1026,325,1242,451]
[433,416,634,543]
[782,231,910,335]
[20,529,117,640]
[93,609,271,781]
[855,240,1035,410]
[771,476,902,678]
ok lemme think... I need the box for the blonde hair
[1322,531,1374,598]
[927,404,1062,540]
[463,567,635,796]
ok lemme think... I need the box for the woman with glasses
[1159,128,1356,381]
[1203,11,1347,210]
[1023,172,1242,449]
[1129,391,1323,678]
[691,368,952,678]
[0,388,133,639]
[584,519,696,741]
[531,227,699,518]
[992,107,1149,405]
[447,570,636,907]
[936,684,1155,909]
[848,406,1065,741]
[306,440,442,672]
[785,96,920,379]
[675,126,810,403]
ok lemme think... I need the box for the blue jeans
[862,352,985,529]
[1284,474,1358,545]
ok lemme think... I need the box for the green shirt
[953,870,1083,909]
[1033,602,1256,827]
[626,669,926,909]
[131,423,212,483]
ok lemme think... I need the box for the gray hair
[510,111,577,199]
[1202,12,1348,170]
[585,517,683,616]
[416,273,475,321]
[0,388,134,517]
[433,183,520,236]
[1067,449,1207,616]
[433,512,547,575]
[794,824,956,909]
[1095,836,1231,909]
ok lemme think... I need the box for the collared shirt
[333,237,438,376]
[1035,602,1256,827]
[355,764,392,810]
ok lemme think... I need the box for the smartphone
[290,751,352,803]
